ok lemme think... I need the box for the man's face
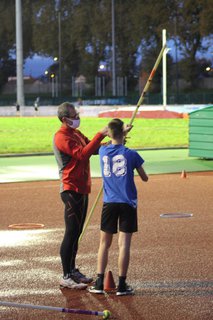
[68,106,80,120]
[64,106,80,129]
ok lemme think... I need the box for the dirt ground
[0,172,212,320]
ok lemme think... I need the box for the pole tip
[103,310,111,319]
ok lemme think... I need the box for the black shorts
[101,203,138,234]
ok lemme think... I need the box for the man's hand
[99,126,109,136]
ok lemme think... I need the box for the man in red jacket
[53,102,108,289]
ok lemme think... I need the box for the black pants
[60,190,88,276]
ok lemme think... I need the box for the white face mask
[66,118,80,129]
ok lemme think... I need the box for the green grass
[0,117,189,154]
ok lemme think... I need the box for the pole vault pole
[79,44,167,243]
[79,185,103,242]
[0,301,111,319]
[129,43,167,125]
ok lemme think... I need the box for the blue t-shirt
[99,144,144,207]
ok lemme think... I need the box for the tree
[171,0,213,88]
[136,0,213,90]
[0,0,36,90]
[0,1,16,90]
[199,0,213,35]
[0,0,213,95]
[132,0,173,92]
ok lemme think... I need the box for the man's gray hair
[57,102,75,122]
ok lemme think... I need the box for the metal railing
[0,92,212,107]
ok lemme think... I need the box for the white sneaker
[60,277,88,289]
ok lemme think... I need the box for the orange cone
[181,170,187,178]
[104,271,116,292]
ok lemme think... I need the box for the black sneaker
[116,284,134,296]
[71,268,93,284]
[88,277,104,294]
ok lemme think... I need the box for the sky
[24,54,53,78]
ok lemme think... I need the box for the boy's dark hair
[57,102,75,122]
[108,118,124,139]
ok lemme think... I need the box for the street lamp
[58,10,62,97]
[55,0,62,97]
[206,66,212,72]
[98,64,106,72]
[112,0,116,96]
[16,0,25,106]
[51,73,55,98]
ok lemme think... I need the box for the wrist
[99,126,108,136]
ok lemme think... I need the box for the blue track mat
[0,149,212,183]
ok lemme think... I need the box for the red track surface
[98,110,186,118]
[0,172,212,320]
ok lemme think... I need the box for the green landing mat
[0,149,212,183]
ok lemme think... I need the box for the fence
[0,92,212,107]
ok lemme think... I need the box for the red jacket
[53,125,105,194]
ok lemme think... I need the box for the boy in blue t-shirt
[89,118,148,296]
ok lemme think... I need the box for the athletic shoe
[88,286,105,294]
[60,277,88,289]
[116,284,134,296]
[88,277,104,294]
[71,268,93,284]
